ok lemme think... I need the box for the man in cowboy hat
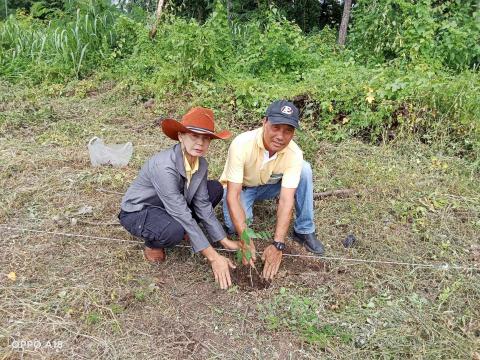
[119,107,239,289]
[221,100,325,280]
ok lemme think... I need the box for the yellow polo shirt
[183,151,199,187]
[220,127,303,188]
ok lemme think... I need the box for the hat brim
[161,118,232,140]
[267,115,300,129]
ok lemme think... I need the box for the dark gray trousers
[118,180,223,249]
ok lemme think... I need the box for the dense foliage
[350,0,480,71]
[0,0,478,162]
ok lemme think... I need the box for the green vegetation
[0,0,478,163]
[261,288,353,347]
[235,223,269,264]
[351,0,480,71]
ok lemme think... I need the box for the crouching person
[221,100,325,280]
[119,107,239,289]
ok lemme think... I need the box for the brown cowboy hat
[161,107,231,141]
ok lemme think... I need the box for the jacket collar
[174,143,187,178]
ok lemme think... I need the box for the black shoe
[292,231,325,255]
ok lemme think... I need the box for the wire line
[1,225,477,272]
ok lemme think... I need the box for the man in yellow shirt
[220,100,324,280]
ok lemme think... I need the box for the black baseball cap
[265,100,300,129]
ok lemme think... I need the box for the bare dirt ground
[1,81,479,359]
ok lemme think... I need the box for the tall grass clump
[0,5,117,82]
[114,2,235,87]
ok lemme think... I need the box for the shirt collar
[182,149,199,175]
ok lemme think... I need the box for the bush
[0,1,478,162]
[349,0,480,71]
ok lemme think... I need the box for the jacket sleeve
[191,170,227,243]
[148,158,211,253]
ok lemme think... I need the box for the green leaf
[258,231,271,240]
[245,227,256,238]
[241,229,251,244]
[235,250,243,264]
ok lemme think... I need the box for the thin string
[1,225,477,272]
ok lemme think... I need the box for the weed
[85,311,102,325]
[134,290,146,302]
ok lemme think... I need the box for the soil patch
[231,265,271,291]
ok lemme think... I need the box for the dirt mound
[231,266,271,291]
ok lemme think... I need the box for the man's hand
[240,239,256,266]
[210,254,236,290]
[261,244,283,280]
[219,238,240,251]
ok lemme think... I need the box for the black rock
[343,234,357,248]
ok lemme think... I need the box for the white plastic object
[87,137,133,167]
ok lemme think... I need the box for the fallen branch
[96,188,123,195]
[313,189,356,200]
[77,219,120,227]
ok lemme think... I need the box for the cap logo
[281,106,293,115]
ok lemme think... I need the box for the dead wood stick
[77,219,120,226]
[313,189,355,200]
[95,188,123,195]
[240,306,249,335]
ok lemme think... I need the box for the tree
[337,0,352,46]
[149,0,165,38]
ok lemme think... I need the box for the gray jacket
[121,143,226,252]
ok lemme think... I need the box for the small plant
[235,223,269,265]
[85,311,102,325]
[261,289,353,346]
[232,223,271,288]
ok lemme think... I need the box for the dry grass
[0,80,479,359]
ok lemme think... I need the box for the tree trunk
[149,0,165,39]
[338,0,352,47]
[226,0,232,25]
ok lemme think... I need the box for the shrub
[0,1,478,162]
[349,0,480,71]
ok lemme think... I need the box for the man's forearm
[227,195,247,236]
[274,196,294,242]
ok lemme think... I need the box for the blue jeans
[222,161,315,235]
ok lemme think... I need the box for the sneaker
[292,231,325,255]
[144,247,166,262]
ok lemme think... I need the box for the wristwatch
[272,241,286,251]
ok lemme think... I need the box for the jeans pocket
[119,209,148,238]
